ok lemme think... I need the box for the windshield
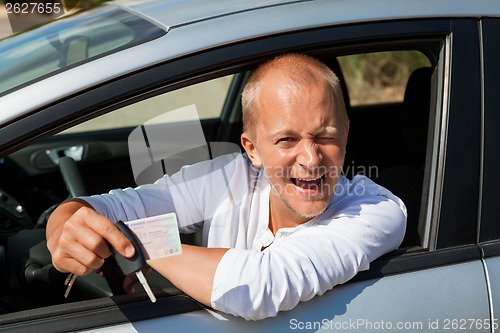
[0,5,167,96]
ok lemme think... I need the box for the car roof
[115,0,303,30]
[1,0,500,126]
[117,0,500,29]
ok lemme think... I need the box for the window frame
[479,18,500,248]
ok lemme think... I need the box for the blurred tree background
[338,50,431,105]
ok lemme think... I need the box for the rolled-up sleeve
[211,178,407,320]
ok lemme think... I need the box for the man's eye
[275,137,297,146]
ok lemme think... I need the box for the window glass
[338,51,431,106]
[63,75,233,133]
[0,6,166,95]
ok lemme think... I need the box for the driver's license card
[124,213,182,260]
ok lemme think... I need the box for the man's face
[242,75,348,224]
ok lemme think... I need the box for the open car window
[54,46,437,251]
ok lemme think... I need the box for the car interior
[0,47,434,316]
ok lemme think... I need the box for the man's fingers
[74,207,135,258]
[52,229,105,274]
[52,255,96,276]
[48,204,135,280]
[61,215,111,260]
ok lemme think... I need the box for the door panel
[119,261,490,333]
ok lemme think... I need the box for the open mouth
[291,174,326,190]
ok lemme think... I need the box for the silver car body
[1,0,500,332]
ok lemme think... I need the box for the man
[46,53,406,320]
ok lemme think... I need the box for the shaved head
[241,53,348,139]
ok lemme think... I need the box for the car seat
[376,67,432,248]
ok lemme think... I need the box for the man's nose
[296,141,322,170]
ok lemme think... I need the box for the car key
[64,273,77,298]
[108,220,157,303]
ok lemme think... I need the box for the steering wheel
[21,157,126,300]
[58,156,129,296]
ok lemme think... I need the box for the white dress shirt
[82,153,407,320]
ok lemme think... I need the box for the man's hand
[46,200,135,277]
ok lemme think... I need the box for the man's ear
[241,132,263,167]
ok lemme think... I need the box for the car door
[94,18,489,333]
[159,18,488,333]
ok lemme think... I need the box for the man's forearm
[147,245,228,306]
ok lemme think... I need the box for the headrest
[401,67,432,159]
